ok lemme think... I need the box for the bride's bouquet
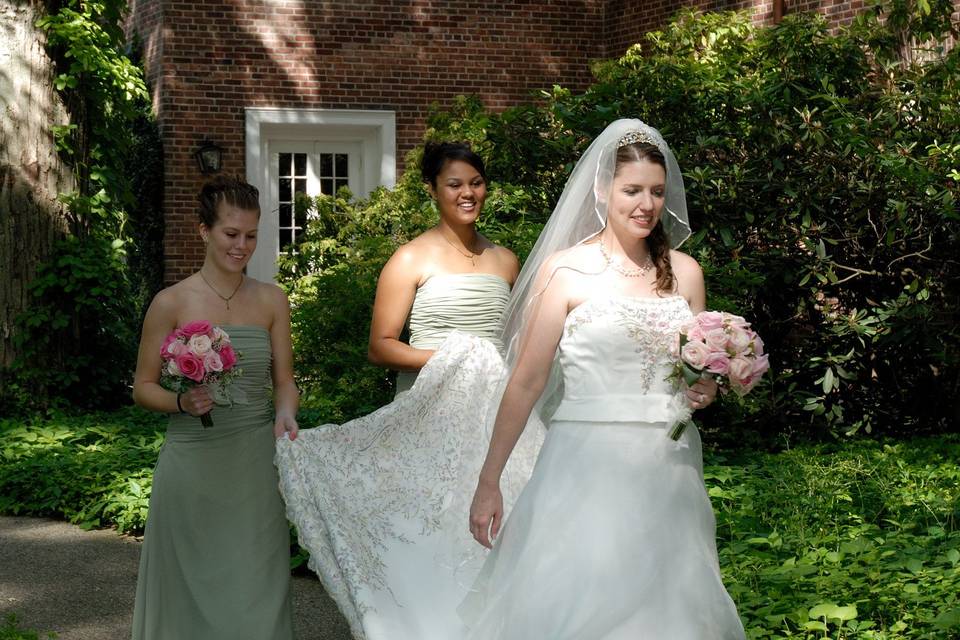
[159,320,243,427]
[667,311,769,440]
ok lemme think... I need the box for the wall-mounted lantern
[193,141,224,174]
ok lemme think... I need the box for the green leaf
[822,368,835,394]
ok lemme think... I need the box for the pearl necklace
[598,241,653,278]
[199,270,244,310]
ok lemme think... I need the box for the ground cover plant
[0,409,163,532]
[0,615,55,640]
[1,412,957,638]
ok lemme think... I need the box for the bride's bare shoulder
[532,243,604,293]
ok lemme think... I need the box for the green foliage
[5,237,138,413]
[0,408,164,534]
[520,7,958,439]
[36,0,150,237]
[288,6,958,439]
[0,614,56,640]
[706,436,960,638]
[125,111,166,313]
[2,409,957,638]
[2,1,162,413]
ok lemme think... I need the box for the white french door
[267,140,361,258]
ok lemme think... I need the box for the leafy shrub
[0,0,160,414]
[0,408,164,533]
[284,7,959,439]
[4,237,139,413]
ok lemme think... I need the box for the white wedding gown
[460,294,747,639]
[275,273,543,640]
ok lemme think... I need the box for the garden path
[0,515,352,639]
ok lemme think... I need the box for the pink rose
[175,352,205,382]
[681,340,711,369]
[684,324,705,342]
[696,311,725,331]
[704,328,728,352]
[751,333,765,356]
[724,313,750,330]
[728,357,753,386]
[204,350,224,373]
[178,320,213,339]
[218,344,238,370]
[752,354,770,377]
[727,326,753,354]
[160,334,179,359]
[705,352,731,375]
[168,340,187,357]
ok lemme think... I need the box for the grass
[1,410,957,638]
[0,614,56,640]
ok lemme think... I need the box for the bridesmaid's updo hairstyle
[615,142,675,295]
[421,142,487,188]
[198,175,261,228]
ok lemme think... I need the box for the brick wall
[128,0,893,283]
[129,0,607,283]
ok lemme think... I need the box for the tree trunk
[0,0,74,372]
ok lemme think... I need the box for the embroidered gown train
[275,273,542,640]
[460,294,746,639]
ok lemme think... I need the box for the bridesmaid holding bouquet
[131,176,298,640]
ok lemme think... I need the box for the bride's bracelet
[176,393,186,414]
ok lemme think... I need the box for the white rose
[166,360,181,376]
[188,334,212,355]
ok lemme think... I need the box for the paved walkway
[0,516,352,640]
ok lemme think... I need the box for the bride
[274,142,543,639]
[462,119,747,639]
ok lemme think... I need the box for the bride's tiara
[617,129,658,148]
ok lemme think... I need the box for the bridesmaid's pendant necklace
[441,230,479,267]
[199,269,244,310]
[599,241,653,278]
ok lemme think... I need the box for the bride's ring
[699,394,706,403]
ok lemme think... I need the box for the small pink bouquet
[159,320,243,427]
[667,311,769,440]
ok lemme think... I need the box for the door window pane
[277,152,308,256]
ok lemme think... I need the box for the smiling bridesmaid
[275,142,545,640]
[131,176,298,640]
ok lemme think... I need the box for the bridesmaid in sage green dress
[131,176,299,640]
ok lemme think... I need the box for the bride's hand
[686,376,718,410]
[469,481,503,549]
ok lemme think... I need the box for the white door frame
[244,107,396,282]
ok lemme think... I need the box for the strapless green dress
[132,326,293,640]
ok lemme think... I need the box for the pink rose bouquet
[159,321,243,427]
[667,311,769,440]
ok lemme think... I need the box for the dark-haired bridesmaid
[131,176,298,639]
[275,142,543,639]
